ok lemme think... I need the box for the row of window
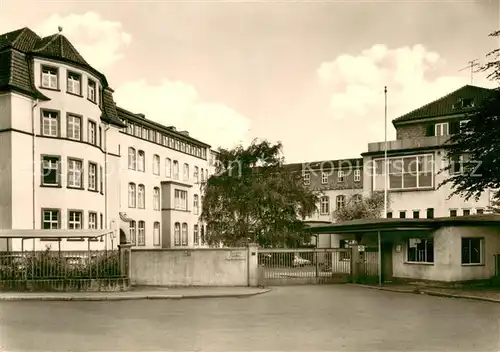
[127,184,200,213]
[41,110,103,147]
[318,195,361,215]
[128,221,207,247]
[123,121,207,160]
[405,237,483,265]
[304,169,361,185]
[41,65,101,105]
[42,209,103,231]
[128,148,209,182]
[41,155,103,192]
[386,207,483,219]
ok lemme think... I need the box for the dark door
[381,242,393,282]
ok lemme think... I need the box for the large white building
[0,27,214,251]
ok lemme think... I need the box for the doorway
[381,242,393,282]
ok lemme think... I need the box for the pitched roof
[0,27,123,126]
[392,85,493,125]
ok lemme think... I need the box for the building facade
[0,27,213,251]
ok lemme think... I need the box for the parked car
[292,255,311,267]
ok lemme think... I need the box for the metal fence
[0,249,123,281]
[258,248,352,285]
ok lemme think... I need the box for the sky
[0,0,498,163]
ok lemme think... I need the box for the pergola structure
[303,215,500,285]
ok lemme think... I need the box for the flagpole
[383,86,388,219]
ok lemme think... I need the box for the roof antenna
[58,26,63,33]
[458,59,480,85]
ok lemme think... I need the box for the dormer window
[88,79,96,102]
[67,72,81,95]
[41,66,58,89]
[461,98,474,108]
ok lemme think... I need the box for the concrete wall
[392,226,500,282]
[130,246,259,287]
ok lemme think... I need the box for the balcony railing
[367,135,451,153]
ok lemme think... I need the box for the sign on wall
[226,250,246,261]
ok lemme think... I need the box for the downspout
[104,125,110,232]
[32,99,39,250]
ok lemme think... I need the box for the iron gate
[257,248,352,286]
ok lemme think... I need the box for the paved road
[1,285,499,351]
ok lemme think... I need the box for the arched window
[138,221,145,246]
[193,194,199,215]
[173,160,179,180]
[181,223,188,246]
[137,150,145,172]
[129,220,136,245]
[165,158,172,178]
[138,184,145,209]
[153,154,160,175]
[128,183,136,208]
[193,224,199,245]
[174,222,181,246]
[336,195,346,209]
[153,222,160,246]
[128,147,136,170]
[153,187,160,210]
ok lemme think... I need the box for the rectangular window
[153,222,160,246]
[463,209,470,216]
[194,166,199,183]
[303,173,310,185]
[427,208,434,219]
[399,211,406,219]
[99,126,102,147]
[88,79,96,102]
[41,66,58,89]
[137,185,145,209]
[336,195,345,209]
[173,161,179,180]
[42,209,60,229]
[386,212,393,218]
[354,169,361,182]
[476,208,484,215]
[137,151,145,172]
[174,189,188,210]
[100,213,103,229]
[138,221,145,246]
[142,128,148,140]
[153,188,160,211]
[88,162,97,191]
[67,72,81,95]
[193,195,199,215]
[407,238,434,263]
[67,158,83,188]
[68,211,83,229]
[153,155,160,175]
[41,110,59,137]
[193,225,199,246]
[413,210,420,219]
[373,154,433,191]
[67,114,81,140]
[461,238,484,265]
[88,121,97,145]
[320,196,330,215]
[99,166,103,194]
[135,125,142,137]
[165,158,172,177]
[41,155,60,186]
[435,122,449,136]
[338,170,345,182]
[183,163,189,181]
[321,173,328,184]
[449,209,457,217]
[88,212,97,229]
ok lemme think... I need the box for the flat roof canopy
[303,215,500,234]
[0,229,114,239]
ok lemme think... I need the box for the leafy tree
[201,139,320,248]
[439,30,500,201]
[332,191,387,222]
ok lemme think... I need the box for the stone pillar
[118,243,132,280]
[350,245,361,283]
[247,243,259,287]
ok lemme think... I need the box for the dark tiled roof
[116,106,211,147]
[392,85,493,124]
[284,158,363,172]
[0,27,124,126]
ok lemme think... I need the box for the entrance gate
[257,248,352,286]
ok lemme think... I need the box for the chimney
[167,126,176,131]
[136,113,145,119]
[179,131,189,136]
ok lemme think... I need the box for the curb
[349,284,500,303]
[0,289,272,302]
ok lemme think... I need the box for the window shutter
[426,124,435,136]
